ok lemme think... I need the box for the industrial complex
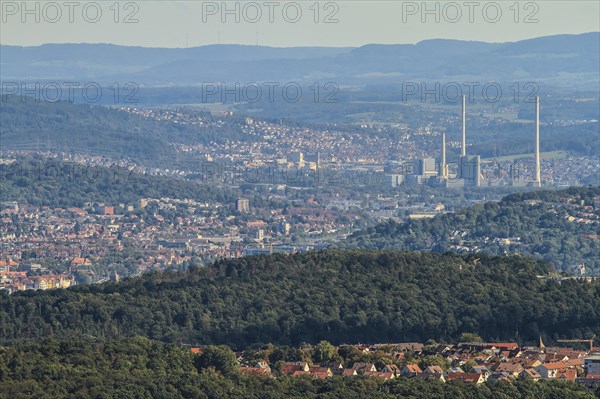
[384,96,543,188]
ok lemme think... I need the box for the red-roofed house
[535,362,570,379]
[342,368,358,377]
[485,343,519,351]
[402,364,422,377]
[519,368,542,381]
[282,362,309,375]
[447,372,485,384]
[382,364,401,376]
[557,368,577,382]
[424,365,444,375]
[70,257,92,267]
[363,371,395,380]
[493,362,524,376]
[309,369,332,380]
[352,362,377,374]
[556,369,577,382]
[309,367,332,378]
[564,359,585,368]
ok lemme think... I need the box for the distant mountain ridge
[1,33,598,85]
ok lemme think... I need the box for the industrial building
[385,96,542,189]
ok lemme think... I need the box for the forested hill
[341,187,600,273]
[1,250,599,347]
[0,157,236,207]
[0,96,256,167]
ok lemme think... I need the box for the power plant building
[384,96,541,189]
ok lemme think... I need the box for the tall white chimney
[461,95,466,157]
[535,96,541,186]
[441,133,447,178]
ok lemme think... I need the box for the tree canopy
[1,250,599,347]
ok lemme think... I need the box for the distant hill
[0,43,352,80]
[0,96,256,166]
[0,157,236,207]
[1,33,598,85]
[1,250,600,347]
[341,187,600,273]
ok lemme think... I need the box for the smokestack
[441,133,447,178]
[535,96,541,186]
[461,94,466,157]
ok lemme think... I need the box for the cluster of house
[562,194,600,225]
[197,340,600,391]
[242,361,399,380]
[123,106,422,167]
[0,195,355,286]
[0,269,74,292]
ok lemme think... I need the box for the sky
[1,1,599,48]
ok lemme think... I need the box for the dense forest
[0,157,236,207]
[342,187,600,273]
[1,251,599,347]
[0,337,596,399]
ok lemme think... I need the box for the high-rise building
[278,220,291,236]
[235,198,250,212]
[253,229,264,240]
[97,206,115,215]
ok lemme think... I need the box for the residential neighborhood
[188,339,600,393]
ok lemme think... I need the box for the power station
[385,97,542,188]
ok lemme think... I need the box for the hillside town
[1,182,599,290]
[1,189,400,289]
[121,107,598,187]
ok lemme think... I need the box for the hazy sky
[1,1,599,47]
